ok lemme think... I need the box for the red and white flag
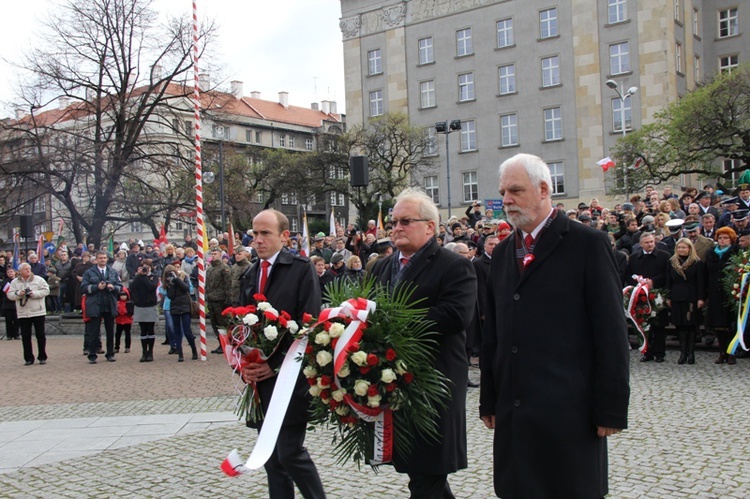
[597,157,616,172]
[300,212,310,257]
[631,157,644,169]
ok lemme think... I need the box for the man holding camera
[82,251,123,364]
[7,263,50,365]
[465,200,483,229]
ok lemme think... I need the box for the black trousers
[407,473,454,499]
[4,309,19,338]
[261,423,326,499]
[19,315,46,363]
[86,314,115,360]
[207,300,227,339]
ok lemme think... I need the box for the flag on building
[329,208,336,237]
[55,218,65,250]
[631,157,644,169]
[300,212,310,257]
[597,157,616,172]
[154,224,168,250]
[12,233,19,271]
[227,222,235,257]
[36,235,45,265]
[377,208,385,232]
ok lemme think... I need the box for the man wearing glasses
[369,188,476,498]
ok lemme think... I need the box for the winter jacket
[7,274,50,318]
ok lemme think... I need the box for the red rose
[649,293,655,300]
[302,313,313,324]
[403,372,414,384]
[346,342,360,353]
[305,345,313,355]
[639,295,647,303]
[307,377,317,386]
[264,310,278,321]
[246,305,257,314]
[366,354,379,366]
[330,381,338,391]
[320,375,331,386]
[320,389,331,400]
[359,366,371,375]
[281,310,291,320]
[367,385,379,397]
[385,348,397,361]
[331,338,338,349]
[329,399,340,409]
[253,293,267,303]
[385,382,396,392]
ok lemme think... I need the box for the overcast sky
[0,0,346,117]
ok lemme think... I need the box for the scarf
[714,245,731,258]
[670,255,697,280]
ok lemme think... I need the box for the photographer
[130,259,160,362]
[81,251,123,364]
[7,263,50,365]
[163,264,198,361]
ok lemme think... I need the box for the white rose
[317,376,330,389]
[354,379,370,396]
[264,325,278,341]
[367,394,382,408]
[338,363,351,378]
[380,368,397,384]
[257,302,271,311]
[242,313,259,326]
[351,351,368,366]
[314,332,331,346]
[303,365,317,378]
[332,389,346,402]
[267,307,279,316]
[316,350,333,367]
[334,405,350,416]
[309,385,321,397]
[287,320,299,334]
[329,322,345,338]
[395,359,408,375]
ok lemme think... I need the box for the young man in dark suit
[480,153,630,498]
[81,251,123,364]
[239,209,325,499]
[369,188,476,498]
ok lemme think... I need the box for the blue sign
[43,242,56,255]
[485,199,504,215]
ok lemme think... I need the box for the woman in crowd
[162,263,198,361]
[129,258,160,362]
[666,238,705,365]
[340,255,365,285]
[1,267,20,339]
[654,213,671,239]
[111,250,129,285]
[669,198,686,219]
[704,227,738,365]
[72,252,93,311]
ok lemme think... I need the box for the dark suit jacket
[468,253,492,351]
[81,265,122,317]
[480,214,630,499]
[370,237,476,475]
[239,248,321,429]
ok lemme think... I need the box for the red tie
[399,257,410,269]
[524,234,534,248]
[259,260,271,294]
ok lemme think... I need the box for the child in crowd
[46,268,61,313]
[115,289,134,353]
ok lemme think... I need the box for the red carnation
[359,366,371,375]
[221,307,235,316]
[281,310,291,320]
[367,385,379,397]
[246,305,257,314]
[320,375,332,386]
[307,377,317,386]
[264,310,278,321]
[279,316,288,327]
[346,342,360,353]
[366,354,379,366]
[385,348,397,361]
[320,389,331,400]
[302,313,313,324]
[385,382,396,392]
[329,399,340,409]
[253,293,267,303]
[403,372,414,384]
[305,345,313,355]
[639,295,647,303]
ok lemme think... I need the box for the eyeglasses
[391,218,430,227]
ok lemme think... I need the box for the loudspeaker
[19,215,34,239]
[349,156,369,187]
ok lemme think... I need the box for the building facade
[339,0,747,213]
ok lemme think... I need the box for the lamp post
[605,79,638,199]
[203,126,226,234]
[435,120,462,217]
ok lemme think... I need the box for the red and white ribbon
[624,275,651,354]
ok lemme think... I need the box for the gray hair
[498,153,552,192]
[17,263,31,271]
[395,187,439,227]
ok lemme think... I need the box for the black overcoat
[370,237,477,475]
[239,248,321,429]
[480,215,630,499]
[81,266,122,317]
[704,246,737,328]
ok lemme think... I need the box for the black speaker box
[19,215,34,239]
[349,156,369,187]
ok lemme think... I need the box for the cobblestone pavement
[1,335,749,497]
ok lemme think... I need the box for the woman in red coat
[115,288,134,353]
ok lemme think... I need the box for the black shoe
[39,360,46,365]
[640,355,654,362]
[115,347,120,353]
[211,347,223,354]
[89,359,97,364]
[97,349,105,354]
[24,360,34,366]
[161,340,170,345]
[178,355,184,362]
[168,348,177,355]
[106,356,116,362]
[654,356,665,363]
[467,379,480,388]
[124,348,130,353]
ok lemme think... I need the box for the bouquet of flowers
[301,278,449,469]
[219,294,306,424]
[722,251,750,313]
[623,275,667,352]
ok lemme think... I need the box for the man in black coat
[480,153,630,498]
[239,209,325,499]
[370,188,476,498]
[627,232,671,362]
[81,251,123,364]
[468,234,498,372]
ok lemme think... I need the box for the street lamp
[605,79,638,198]
[435,119,462,217]
[203,126,226,233]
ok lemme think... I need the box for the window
[724,158,742,186]
[33,196,46,213]
[460,120,477,152]
[279,135,286,147]
[368,49,382,75]
[420,80,436,108]
[290,217,299,233]
[329,166,346,179]
[425,175,440,204]
[289,136,295,149]
[456,28,473,56]
[369,90,384,117]
[544,107,562,141]
[418,37,434,64]
[675,42,682,73]
[174,220,183,231]
[255,192,265,203]
[718,8,739,38]
[458,73,475,101]
[305,138,314,151]
[131,221,142,233]
[497,19,514,48]
[547,162,565,195]
[289,192,298,204]
[424,128,438,156]
[462,171,478,203]
[255,131,262,143]
[540,8,558,38]
[609,42,630,75]
[542,56,560,87]
[500,113,518,147]
[674,0,680,21]
[693,8,700,35]
[612,95,633,132]
[281,193,290,205]
[172,118,180,134]
[184,121,193,134]
[694,56,701,82]
[245,129,252,142]
[719,55,739,74]
[608,0,626,24]
[499,64,516,95]
[331,192,345,206]
[212,125,229,139]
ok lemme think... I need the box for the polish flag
[220,449,247,477]
[631,157,644,169]
[597,157,616,172]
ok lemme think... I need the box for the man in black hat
[695,191,719,218]
[309,236,332,264]
[326,252,346,280]
[659,219,684,254]
[738,228,750,250]
[718,197,740,228]
[124,243,144,282]
[729,209,750,235]
[451,222,469,243]
[365,238,394,273]
[685,221,714,261]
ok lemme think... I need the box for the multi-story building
[339,0,747,213]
